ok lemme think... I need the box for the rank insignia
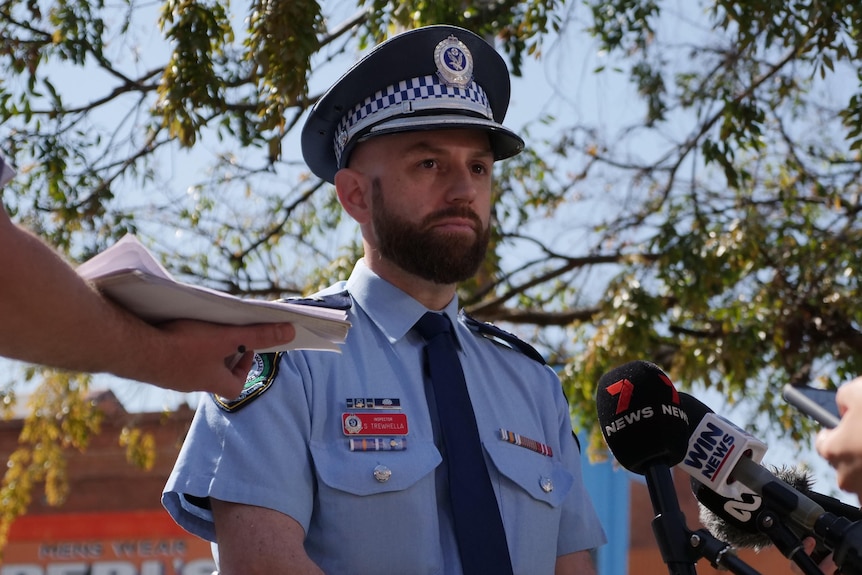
[342,412,409,436]
[213,352,281,412]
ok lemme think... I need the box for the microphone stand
[815,514,862,575]
[645,463,762,575]
[687,528,763,575]
[755,509,823,575]
[645,464,698,575]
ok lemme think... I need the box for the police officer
[163,25,606,574]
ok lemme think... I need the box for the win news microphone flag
[679,393,825,575]
[677,392,862,575]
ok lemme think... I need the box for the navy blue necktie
[414,312,514,575]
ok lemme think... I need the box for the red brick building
[0,392,214,575]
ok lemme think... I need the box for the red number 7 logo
[606,378,634,414]
[606,373,679,415]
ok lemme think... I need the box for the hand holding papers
[76,235,350,353]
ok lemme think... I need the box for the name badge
[343,412,409,436]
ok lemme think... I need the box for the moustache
[422,207,483,230]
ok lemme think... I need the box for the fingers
[232,323,295,353]
[213,324,294,398]
[138,320,295,397]
[791,537,839,575]
[227,348,256,376]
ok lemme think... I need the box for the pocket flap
[484,439,573,508]
[311,440,441,496]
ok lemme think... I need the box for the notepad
[76,235,351,353]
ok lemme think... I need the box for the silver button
[373,464,392,483]
[540,476,553,493]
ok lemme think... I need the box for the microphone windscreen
[595,360,689,474]
[692,463,848,564]
[691,476,774,550]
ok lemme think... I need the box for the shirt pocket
[307,440,444,575]
[484,438,573,508]
[310,439,441,495]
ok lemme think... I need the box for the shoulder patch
[213,352,282,412]
[460,311,546,365]
[278,290,352,310]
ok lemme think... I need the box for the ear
[334,168,372,225]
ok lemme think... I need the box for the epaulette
[278,290,353,310]
[461,313,579,451]
[460,311,546,365]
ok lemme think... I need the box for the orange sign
[3,510,215,575]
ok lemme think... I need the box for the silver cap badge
[434,35,473,87]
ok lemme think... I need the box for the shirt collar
[346,259,462,345]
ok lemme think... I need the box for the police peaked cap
[301,25,525,184]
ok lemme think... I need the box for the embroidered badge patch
[213,352,282,412]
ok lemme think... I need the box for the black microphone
[597,361,695,574]
[678,392,862,574]
[596,360,690,473]
[775,467,862,526]
[691,470,834,575]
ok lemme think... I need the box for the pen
[226,345,248,370]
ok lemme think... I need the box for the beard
[371,178,490,285]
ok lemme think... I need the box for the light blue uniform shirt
[163,259,605,574]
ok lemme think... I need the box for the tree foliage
[1,0,862,539]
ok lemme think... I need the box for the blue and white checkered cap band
[333,74,493,167]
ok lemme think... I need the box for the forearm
[0,213,166,375]
[211,499,325,575]
[1,210,297,395]
[555,550,596,575]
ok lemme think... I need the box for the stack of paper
[76,235,351,352]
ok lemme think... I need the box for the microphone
[679,392,824,574]
[596,360,690,473]
[691,475,778,551]
[678,392,862,574]
[691,474,829,575]
[676,394,768,502]
[678,392,824,528]
[597,361,762,575]
[693,467,862,564]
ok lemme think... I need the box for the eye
[471,162,490,175]
[420,159,437,169]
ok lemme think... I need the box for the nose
[444,163,479,204]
